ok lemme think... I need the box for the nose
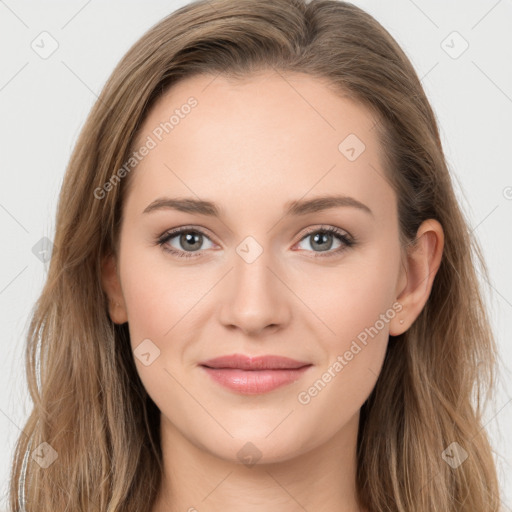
[218,247,291,337]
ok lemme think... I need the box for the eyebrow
[142,194,373,218]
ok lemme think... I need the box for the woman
[8,0,501,510]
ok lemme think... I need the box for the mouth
[199,354,313,394]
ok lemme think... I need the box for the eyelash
[156,225,356,260]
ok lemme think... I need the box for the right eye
[157,227,216,259]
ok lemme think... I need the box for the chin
[193,430,309,467]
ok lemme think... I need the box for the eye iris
[311,232,333,252]
[181,232,202,251]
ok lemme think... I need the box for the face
[104,70,410,464]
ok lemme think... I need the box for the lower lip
[201,365,312,394]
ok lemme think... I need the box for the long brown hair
[8,0,501,510]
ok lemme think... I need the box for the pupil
[182,232,202,251]
[312,232,332,252]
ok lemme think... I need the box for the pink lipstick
[199,354,312,394]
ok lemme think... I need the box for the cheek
[301,250,399,345]
[118,240,204,341]
[294,267,395,441]
[295,242,400,397]
[118,249,199,414]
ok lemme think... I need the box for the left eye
[294,226,354,257]
[296,227,350,253]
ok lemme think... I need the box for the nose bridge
[219,234,290,334]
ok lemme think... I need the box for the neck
[152,411,365,512]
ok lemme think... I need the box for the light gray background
[1,0,511,509]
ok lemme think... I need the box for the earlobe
[101,253,128,324]
[389,219,444,336]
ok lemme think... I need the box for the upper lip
[200,354,311,370]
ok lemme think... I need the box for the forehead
[126,71,395,220]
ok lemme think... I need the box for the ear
[389,219,444,336]
[101,253,128,324]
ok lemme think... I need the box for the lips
[199,354,313,394]
[200,354,311,370]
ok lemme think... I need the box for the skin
[101,70,444,512]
